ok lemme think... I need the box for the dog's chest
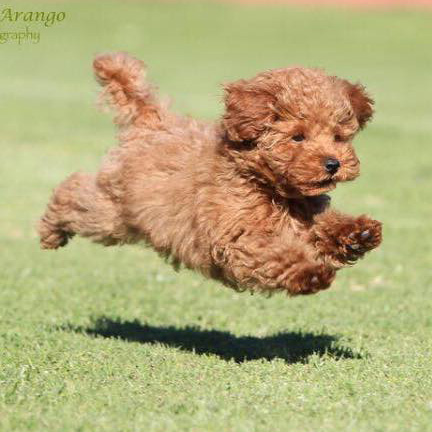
[270,195,330,237]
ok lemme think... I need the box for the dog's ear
[223,78,276,143]
[340,80,374,129]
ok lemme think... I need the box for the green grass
[1,1,432,431]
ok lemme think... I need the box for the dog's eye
[292,134,305,142]
[334,134,343,142]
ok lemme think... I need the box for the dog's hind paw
[38,221,72,250]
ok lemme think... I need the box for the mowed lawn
[1,1,432,431]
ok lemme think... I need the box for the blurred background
[1,1,432,431]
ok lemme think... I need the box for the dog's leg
[39,172,127,249]
[213,234,336,295]
[311,210,382,268]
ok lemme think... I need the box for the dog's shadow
[67,316,363,364]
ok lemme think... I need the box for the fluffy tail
[93,52,162,128]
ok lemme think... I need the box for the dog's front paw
[289,264,336,295]
[339,216,382,264]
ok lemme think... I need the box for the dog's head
[222,68,373,197]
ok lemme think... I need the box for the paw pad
[344,218,382,262]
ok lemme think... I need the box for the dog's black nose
[324,158,340,174]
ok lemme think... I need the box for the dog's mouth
[315,178,334,187]
[302,178,337,196]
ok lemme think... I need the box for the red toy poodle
[39,52,382,295]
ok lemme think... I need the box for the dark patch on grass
[64,317,363,363]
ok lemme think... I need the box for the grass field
[1,1,432,431]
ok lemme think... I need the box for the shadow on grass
[66,316,363,364]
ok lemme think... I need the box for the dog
[39,52,382,295]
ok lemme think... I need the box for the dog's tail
[93,52,162,128]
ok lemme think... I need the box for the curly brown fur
[39,52,382,296]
